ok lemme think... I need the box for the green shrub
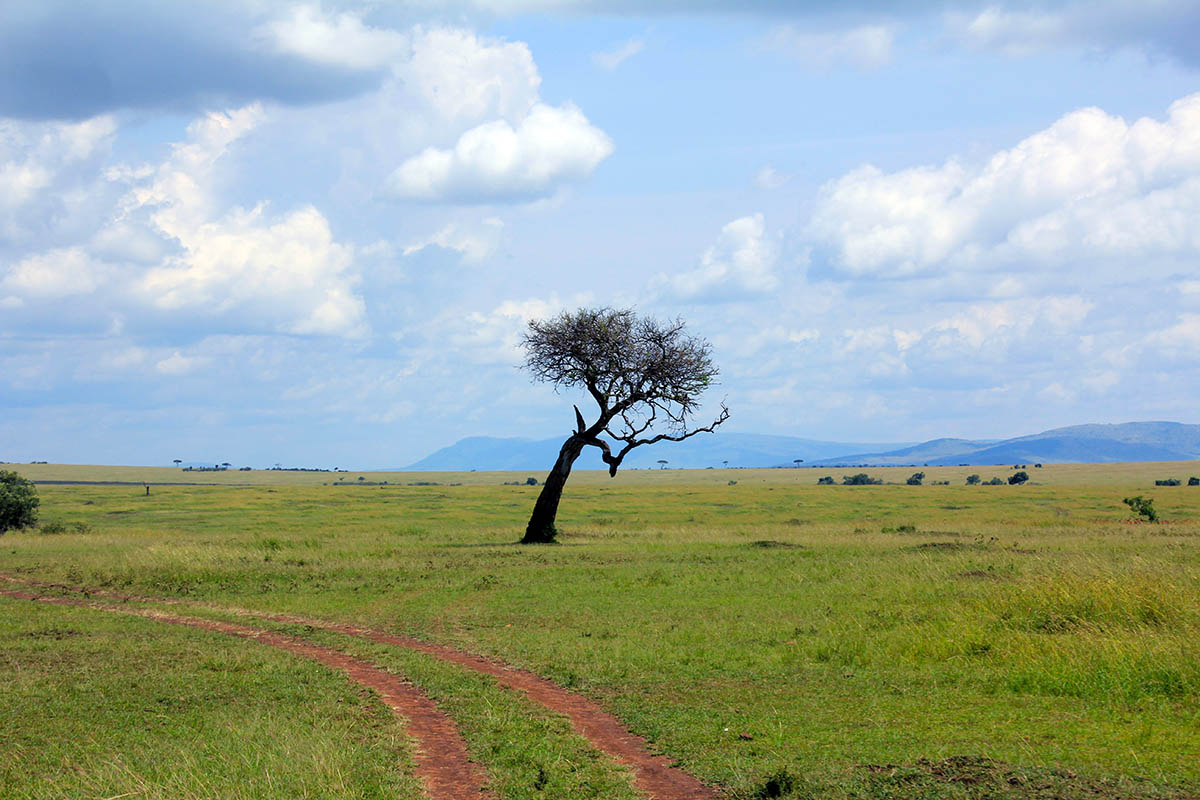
[906,471,925,486]
[816,476,835,485]
[984,477,1005,485]
[966,474,981,485]
[1189,477,1199,486]
[1008,470,1029,485]
[842,473,882,485]
[1123,495,1158,522]
[0,470,38,533]
[1155,478,1181,486]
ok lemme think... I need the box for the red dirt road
[0,575,721,800]
[0,587,494,800]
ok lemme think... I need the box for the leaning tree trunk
[523,436,584,543]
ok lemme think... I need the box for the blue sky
[2,0,1199,468]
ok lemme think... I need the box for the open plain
[2,462,1198,799]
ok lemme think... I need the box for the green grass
[0,597,422,800]
[2,467,1199,798]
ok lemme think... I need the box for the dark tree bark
[519,308,728,543]
[523,436,585,543]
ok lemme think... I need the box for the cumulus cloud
[765,24,895,70]
[0,115,117,244]
[259,5,408,70]
[387,102,613,202]
[126,107,364,336]
[657,213,780,300]
[2,105,366,338]
[592,38,645,70]
[406,27,541,126]
[808,93,1200,277]
[2,247,109,297]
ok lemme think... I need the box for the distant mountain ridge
[406,422,1200,471]
[805,422,1200,467]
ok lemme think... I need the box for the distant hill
[405,433,913,471]
[408,422,1200,471]
[807,421,1200,466]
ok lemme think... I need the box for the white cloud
[766,24,895,70]
[949,6,1069,57]
[945,1,1200,65]
[259,5,409,70]
[592,38,644,70]
[388,102,613,203]
[405,27,541,125]
[657,213,779,300]
[403,217,504,263]
[754,165,791,190]
[0,115,117,242]
[2,247,107,297]
[809,93,1200,277]
[156,350,209,376]
[124,106,365,337]
[926,296,1093,350]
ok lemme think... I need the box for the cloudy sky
[3,1,1199,468]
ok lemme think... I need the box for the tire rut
[0,574,721,800]
[0,586,493,800]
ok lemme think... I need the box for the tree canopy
[521,307,727,542]
[522,307,728,478]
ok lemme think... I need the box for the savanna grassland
[2,463,1198,799]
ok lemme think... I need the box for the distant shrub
[0,470,39,533]
[1155,478,1181,486]
[1008,471,1029,485]
[966,474,981,485]
[816,476,835,485]
[984,477,1005,485]
[1034,463,1043,468]
[906,471,925,486]
[525,476,539,486]
[842,473,882,485]
[1190,477,1199,486]
[1123,495,1158,522]
[727,480,738,486]
[931,480,950,485]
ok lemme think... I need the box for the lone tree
[521,307,728,543]
[0,470,39,533]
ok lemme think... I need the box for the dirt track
[1,575,720,800]
[0,586,493,800]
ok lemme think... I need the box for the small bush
[754,769,797,799]
[1155,478,1181,486]
[1008,471,1029,485]
[1123,495,1158,522]
[1189,477,1199,486]
[842,473,882,485]
[525,477,539,486]
[906,471,925,486]
[984,477,1005,485]
[966,474,981,485]
[0,470,39,533]
[816,476,835,485]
